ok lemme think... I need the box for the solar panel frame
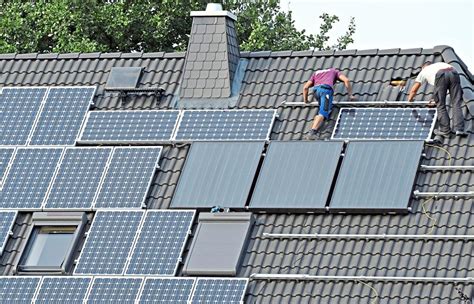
[0,86,49,146]
[84,276,144,303]
[42,147,113,211]
[173,109,277,142]
[73,210,145,275]
[93,147,162,209]
[0,147,16,188]
[28,86,96,146]
[0,276,42,303]
[0,147,64,211]
[137,277,196,304]
[124,210,195,276]
[190,278,249,304]
[0,210,17,256]
[331,107,437,140]
[33,276,93,304]
[78,110,181,144]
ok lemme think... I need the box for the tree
[0,0,356,53]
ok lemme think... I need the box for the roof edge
[0,51,186,60]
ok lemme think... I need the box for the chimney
[180,3,240,101]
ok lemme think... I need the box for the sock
[310,128,319,135]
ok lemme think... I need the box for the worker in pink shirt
[303,68,355,139]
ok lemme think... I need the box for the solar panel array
[0,148,15,185]
[175,109,276,141]
[79,110,180,143]
[94,147,162,209]
[35,276,92,304]
[44,147,112,210]
[0,87,48,145]
[0,211,16,256]
[0,148,63,210]
[75,210,194,276]
[74,210,144,275]
[125,210,195,275]
[138,278,195,304]
[0,277,41,303]
[332,108,436,140]
[85,277,143,303]
[29,87,95,145]
[191,278,248,303]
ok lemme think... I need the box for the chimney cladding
[180,3,240,100]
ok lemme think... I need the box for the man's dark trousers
[433,69,465,133]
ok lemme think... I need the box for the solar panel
[250,141,344,211]
[125,210,195,275]
[332,108,436,140]
[190,278,248,304]
[0,148,15,186]
[34,276,92,304]
[0,211,16,255]
[138,278,195,304]
[174,110,276,141]
[44,147,112,210]
[171,141,264,209]
[0,148,63,210]
[74,210,144,275]
[29,86,95,145]
[94,147,162,209]
[79,110,179,143]
[330,141,424,213]
[0,87,48,145]
[85,277,143,303]
[0,276,41,303]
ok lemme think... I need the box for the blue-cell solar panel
[34,276,92,304]
[0,211,16,255]
[0,87,48,145]
[0,277,41,303]
[29,86,95,145]
[85,277,143,303]
[44,147,112,210]
[191,278,248,304]
[0,148,15,185]
[94,147,162,209]
[125,210,195,275]
[138,278,195,304]
[74,210,144,275]
[332,108,436,140]
[175,110,276,141]
[0,148,63,209]
[79,110,180,143]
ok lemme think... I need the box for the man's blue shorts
[313,84,334,119]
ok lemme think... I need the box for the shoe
[304,133,317,140]
[432,135,444,145]
[454,130,468,137]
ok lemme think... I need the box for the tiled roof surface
[0,45,473,303]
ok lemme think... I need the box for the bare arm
[338,74,355,100]
[303,81,313,103]
[407,82,421,102]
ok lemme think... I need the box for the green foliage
[0,0,356,53]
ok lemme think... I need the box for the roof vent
[206,3,223,12]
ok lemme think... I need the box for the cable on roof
[421,144,453,235]
[356,280,379,304]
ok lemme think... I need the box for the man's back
[416,62,453,85]
[310,68,340,87]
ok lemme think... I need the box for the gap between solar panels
[77,109,277,144]
[0,276,249,304]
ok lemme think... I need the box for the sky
[280,0,473,71]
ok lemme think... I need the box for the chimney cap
[191,3,237,21]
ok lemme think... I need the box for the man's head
[421,61,432,69]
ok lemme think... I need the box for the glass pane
[23,226,75,267]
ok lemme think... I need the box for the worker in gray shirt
[408,61,467,138]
